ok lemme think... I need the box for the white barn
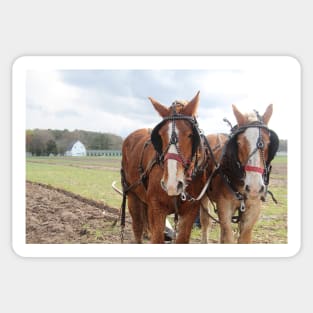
[65,140,87,157]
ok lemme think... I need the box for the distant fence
[26,150,122,157]
[86,150,122,157]
[27,149,286,158]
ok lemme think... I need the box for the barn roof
[66,140,85,151]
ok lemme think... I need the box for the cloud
[26,69,292,138]
[58,69,246,129]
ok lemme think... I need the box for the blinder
[150,120,164,155]
[222,131,246,186]
[229,124,279,165]
[225,126,244,168]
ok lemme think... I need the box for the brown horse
[200,104,279,243]
[121,92,211,243]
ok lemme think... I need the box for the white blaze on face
[164,122,185,196]
[244,128,265,196]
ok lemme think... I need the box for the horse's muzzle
[244,183,265,199]
[161,179,185,196]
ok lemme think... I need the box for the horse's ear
[262,104,273,125]
[149,97,170,118]
[232,104,246,126]
[182,91,200,116]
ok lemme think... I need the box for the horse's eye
[188,133,193,139]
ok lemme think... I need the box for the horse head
[149,91,201,196]
[227,104,279,200]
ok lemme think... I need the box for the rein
[119,140,158,242]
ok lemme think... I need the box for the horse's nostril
[161,180,167,191]
[259,185,265,193]
[245,185,250,192]
[177,180,184,192]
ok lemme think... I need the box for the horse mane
[245,112,259,123]
[170,100,188,115]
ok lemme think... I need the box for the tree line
[26,128,287,156]
[26,129,123,156]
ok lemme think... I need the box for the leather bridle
[230,122,278,187]
[151,112,202,174]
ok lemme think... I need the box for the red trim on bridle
[164,153,192,181]
[164,153,190,166]
[244,165,264,174]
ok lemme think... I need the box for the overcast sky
[26,68,298,139]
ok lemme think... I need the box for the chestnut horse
[121,92,211,243]
[200,104,279,243]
